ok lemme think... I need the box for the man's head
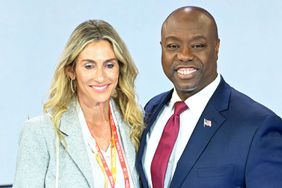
[161,6,220,100]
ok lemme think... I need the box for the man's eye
[166,44,179,50]
[191,44,206,49]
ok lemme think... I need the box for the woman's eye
[166,43,179,50]
[84,63,94,69]
[105,60,117,69]
[105,63,114,68]
[191,44,206,49]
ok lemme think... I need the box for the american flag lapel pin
[204,118,212,127]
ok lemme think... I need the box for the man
[137,6,282,188]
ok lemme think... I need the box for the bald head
[161,6,219,40]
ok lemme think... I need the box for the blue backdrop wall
[1,0,281,184]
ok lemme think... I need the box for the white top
[143,75,221,188]
[77,101,133,188]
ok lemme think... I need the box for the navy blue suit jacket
[137,77,282,188]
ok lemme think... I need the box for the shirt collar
[170,74,221,113]
[76,100,98,153]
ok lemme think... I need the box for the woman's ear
[65,65,76,80]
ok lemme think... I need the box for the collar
[170,74,221,114]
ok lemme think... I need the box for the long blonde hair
[44,20,143,150]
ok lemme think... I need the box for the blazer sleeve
[13,119,50,188]
[246,114,282,187]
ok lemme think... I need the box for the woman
[13,20,144,188]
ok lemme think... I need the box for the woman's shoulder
[25,113,52,126]
[22,113,54,136]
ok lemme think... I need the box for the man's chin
[174,85,198,100]
[175,84,197,93]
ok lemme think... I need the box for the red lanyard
[94,136,116,188]
[110,110,130,188]
[90,109,130,188]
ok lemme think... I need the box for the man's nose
[177,47,193,62]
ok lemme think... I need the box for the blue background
[1,0,281,184]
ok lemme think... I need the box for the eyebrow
[164,35,207,42]
[164,36,179,41]
[191,35,207,41]
[81,58,118,64]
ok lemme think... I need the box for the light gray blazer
[13,99,140,188]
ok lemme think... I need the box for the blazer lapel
[139,90,173,156]
[110,99,140,188]
[170,78,230,188]
[59,100,94,188]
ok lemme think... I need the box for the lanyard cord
[110,110,130,188]
[94,133,116,188]
[55,132,60,188]
[89,109,130,188]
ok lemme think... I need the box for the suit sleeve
[13,120,49,188]
[246,114,282,188]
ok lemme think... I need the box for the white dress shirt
[143,75,221,188]
[77,101,133,188]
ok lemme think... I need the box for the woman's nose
[94,67,105,82]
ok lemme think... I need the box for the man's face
[161,9,220,100]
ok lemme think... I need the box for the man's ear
[215,39,220,60]
[65,65,76,80]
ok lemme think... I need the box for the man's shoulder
[227,85,280,120]
[145,90,173,110]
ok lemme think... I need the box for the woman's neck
[79,99,112,151]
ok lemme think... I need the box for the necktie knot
[174,101,188,115]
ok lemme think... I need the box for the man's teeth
[177,68,196,75]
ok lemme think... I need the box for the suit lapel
[59,100,94,188]
[145,90,173,132]
[170,106,225,187]
[170,78,230,188]
[137,90,173,188]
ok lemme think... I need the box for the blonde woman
[13,20,143,188]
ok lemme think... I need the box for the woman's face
[71,40,119,106]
